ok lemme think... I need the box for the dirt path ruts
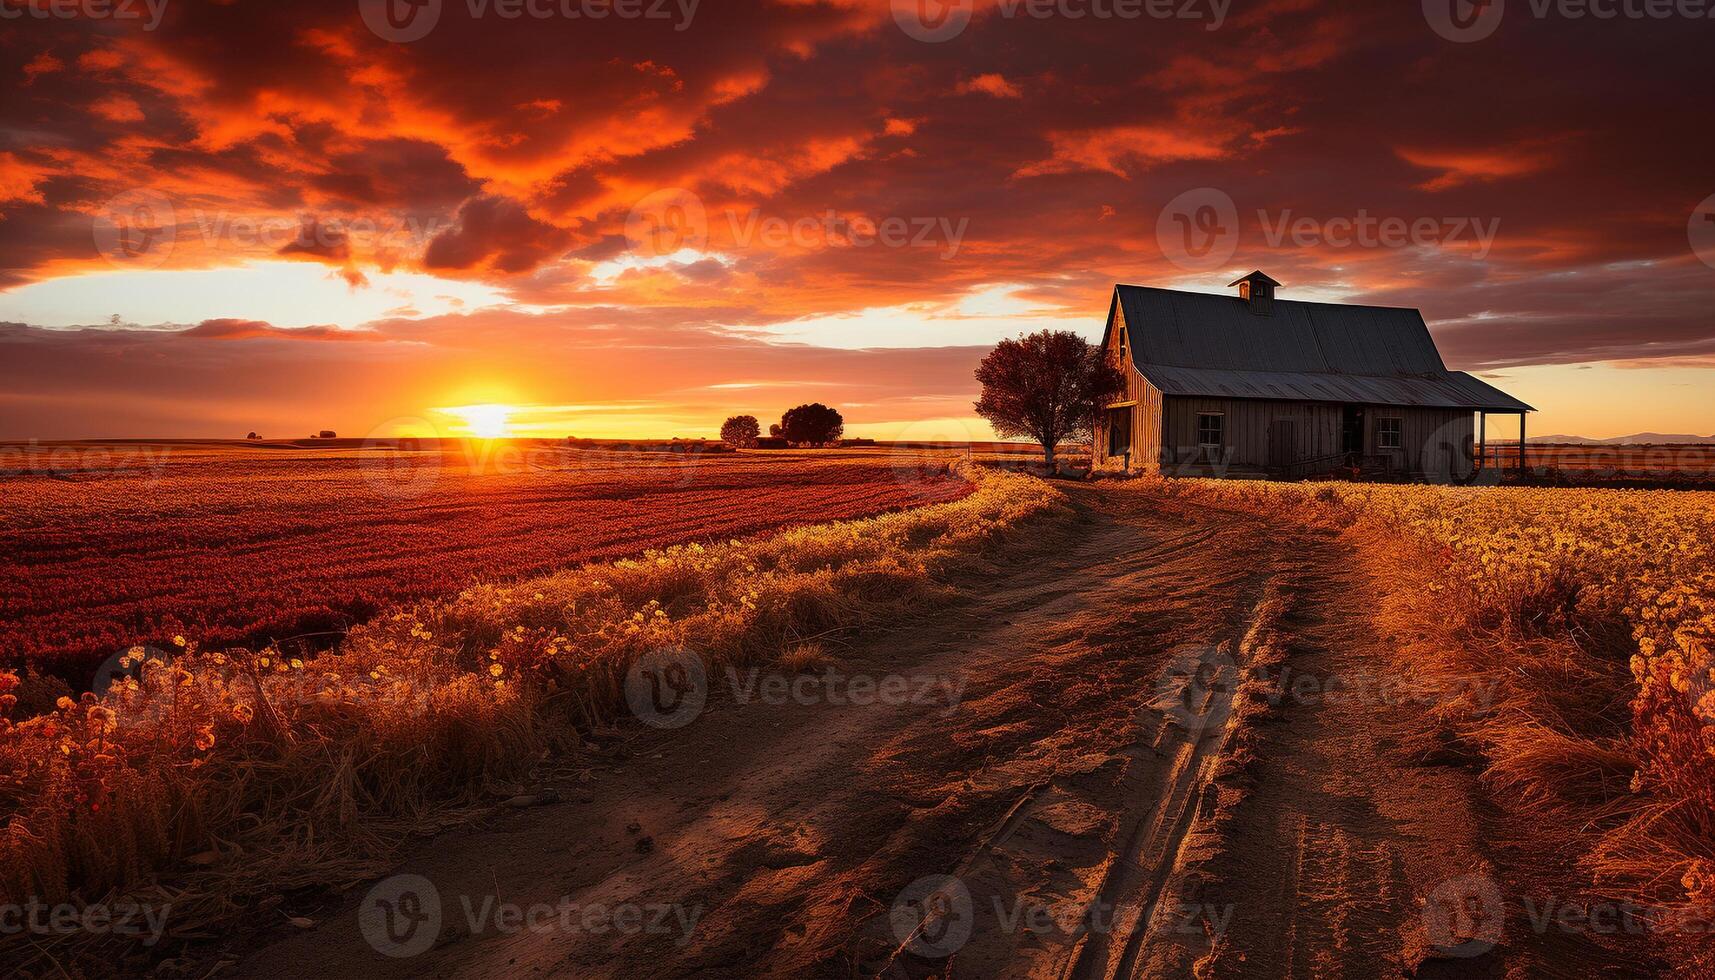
[224,483,1643,979]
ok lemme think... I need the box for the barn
[1093,272,1533,482]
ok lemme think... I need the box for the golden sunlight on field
[7,452,1715,976]
[1168,478,1715,972]
[0,461,1053,973]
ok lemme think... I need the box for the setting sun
[442,403,515,439]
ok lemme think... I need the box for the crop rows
[1,444,969,680]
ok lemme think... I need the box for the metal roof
[1141,365,1532,411]
[1110,285,1533,412]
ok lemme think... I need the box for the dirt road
[228,484,1653,979]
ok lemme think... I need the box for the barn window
[1378,417,1402,450]
[1196,413,1224,447]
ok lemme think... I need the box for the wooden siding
[1161,397,1332,469]
[1159,397,1475,480]
[1094,304,1164,472]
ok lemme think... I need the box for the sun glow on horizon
[439,403,516,439]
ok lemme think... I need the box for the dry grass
[778,642,837,674]
[1159,477,1715,967]
[0,464,1062,972]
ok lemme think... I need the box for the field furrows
[1,446,970,678]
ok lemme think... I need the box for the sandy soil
[219,484,1659,979]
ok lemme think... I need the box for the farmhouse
[1093,272,1532,482]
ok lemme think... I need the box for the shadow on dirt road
[228,485,1658,979]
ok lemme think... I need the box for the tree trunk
[1042,441,1056,474]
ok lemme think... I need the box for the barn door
[1268,419,1297,469]
[1341,405,1365,455]
[1106,407,1132,459]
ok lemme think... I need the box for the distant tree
[317,430,337,439]
[246,431,260,440]
[720,415,761,448]
[779,403,844,447]
[974,330,1125,471]
[769,423,782,438]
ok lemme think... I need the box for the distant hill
[1529,433,1715,445]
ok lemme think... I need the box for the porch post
[1478,412,1486,472]
[1518,412,1527,474]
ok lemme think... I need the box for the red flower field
[1,441,968,681]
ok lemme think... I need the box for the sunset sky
[2,0,1712,441]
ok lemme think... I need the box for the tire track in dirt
[221,484,1641,979]
[222,485,1272,979]
[1101,513,1481,980]
[1070,630,1260,980]
[1121,497,1658,980]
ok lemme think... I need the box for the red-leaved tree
[974,330,1125,471]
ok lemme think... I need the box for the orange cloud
[1013,125,1231,179]
[1396,145,1555,192]
[958,74,1021,98]
[89,94,145,123]
[22,52,63,84]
